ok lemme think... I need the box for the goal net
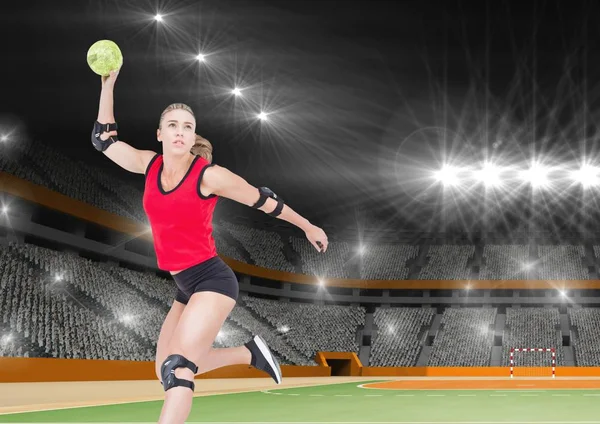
[510,348,555,378]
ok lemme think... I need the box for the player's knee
[160,353,199,392]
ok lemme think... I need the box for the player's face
[157,109,196,154]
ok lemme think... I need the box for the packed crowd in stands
[243,296,364,360]
[0,242,342,365]
[369,307,435,366]
[360,244,418,280]
[480,245,530,279]
[569,308,600,366]
[220,222,295,272]
[290,236,352,278]
[428,307,496,366]
[536,245,588,280]
[502,308,563,366]
[417,245,475,279]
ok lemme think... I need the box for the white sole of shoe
[254,335,282,384]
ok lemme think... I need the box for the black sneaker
[244,335,282,384]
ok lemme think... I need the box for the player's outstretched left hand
[305,225,328,253]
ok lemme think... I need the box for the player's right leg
[155,295,187,381]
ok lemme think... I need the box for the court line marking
[495,390,546,393]
[1,381,369,416]
[12,421,600,424]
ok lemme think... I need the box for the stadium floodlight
[571,165,599,188]
[258,112,269,121]
[433,165,460,186]
[520,164,550,188]
[154,14,163,22]
[232,87,242,96]
[474,163,502,187]
[196,53,205,62]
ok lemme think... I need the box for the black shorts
[172,256,239,305]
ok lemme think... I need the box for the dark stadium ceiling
[4,0,600,236]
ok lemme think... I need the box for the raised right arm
[95,70,156,175]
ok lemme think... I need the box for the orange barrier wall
[3,356,600,382]
[5,171,600,290]
[0,357,330,383]
[361,367,600,377]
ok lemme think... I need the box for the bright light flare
[520,164,550,188]
[571,165,600,188]
[434,165,460,186]
[154,14,163,22]
[474,163,502,187]
[232,87,242,96]
[0,135,7,142]
[258,112,269,121]
[196,53,205,62]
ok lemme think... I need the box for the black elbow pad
[92,121,119,152]
[251,187,284,217]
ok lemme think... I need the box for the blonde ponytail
[191,134,213,163]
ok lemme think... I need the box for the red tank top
[143,154,219,271]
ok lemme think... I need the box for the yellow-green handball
[87,40,123,76]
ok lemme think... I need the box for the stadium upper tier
[2,139,600,282]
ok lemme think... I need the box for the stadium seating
[480,245,530,279]
[220,222,295,272]
[417,245,475,279]
[536,245,588,280]
[428,308,496,366]
[243,296,365,360]
[502,308,563,366]
[569,308,600,366]
[360,244,418,280]
[369,307,435,366]
[290,236,352,278]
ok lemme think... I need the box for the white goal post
[510,348,556,378]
